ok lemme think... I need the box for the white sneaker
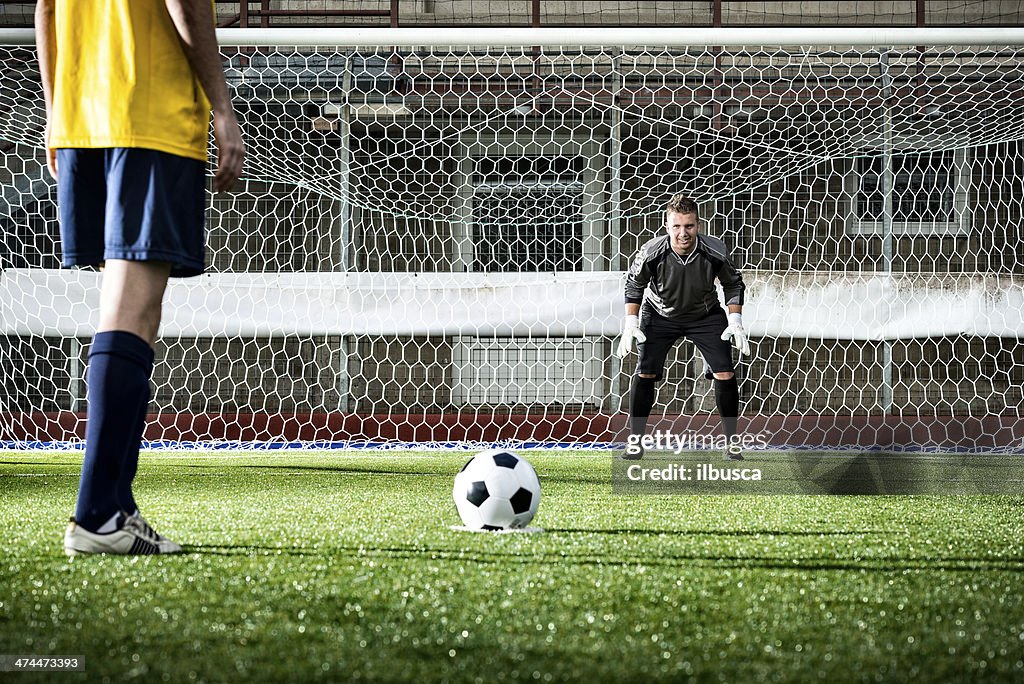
[133,515,183,554]
[135,514,172,544]
[64,514,182,556]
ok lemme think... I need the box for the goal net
[1,27,1022,451]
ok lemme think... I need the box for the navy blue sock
[117,377,153,515]
[74,331,154,531]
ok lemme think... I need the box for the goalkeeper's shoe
[618,442,645,460]
[64,513,182,556]
[725,444,745,461]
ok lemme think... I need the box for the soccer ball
[453,449,541,530]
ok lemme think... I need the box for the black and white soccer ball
[453,449,541,530]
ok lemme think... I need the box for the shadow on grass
[546,527,882,537]
[183,543,319,557]
[146,462,610,486]
[178,463,447,477]
[169,462,611,485]
[181,541,1024,574]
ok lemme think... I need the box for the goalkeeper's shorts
[636,306,734,381]
[56,147,207,278]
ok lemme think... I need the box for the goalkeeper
[616,194,749,460]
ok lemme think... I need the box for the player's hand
[46,148,58,181]
[615,314,647,358]
[721,312,751,356]
[212,109,244,192]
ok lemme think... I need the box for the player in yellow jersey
[35,0,244,555]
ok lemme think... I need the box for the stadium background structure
[1,2,1023,451]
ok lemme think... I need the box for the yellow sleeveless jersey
[48,0,212,161]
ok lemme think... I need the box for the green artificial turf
[1,450,1023,682]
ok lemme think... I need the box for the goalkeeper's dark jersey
[624,233,745,321]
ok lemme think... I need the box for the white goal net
[1,28,1023,450]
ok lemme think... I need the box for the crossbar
[1,26,1023,46]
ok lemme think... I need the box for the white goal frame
[1,27,1023,47]
[2,26,1023,452]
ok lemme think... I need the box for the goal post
[1,27,1023,450]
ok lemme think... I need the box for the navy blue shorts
[57,148,207,277]
[637,306,735,381]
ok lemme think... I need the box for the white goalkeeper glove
[615,314,647,358]
[721,312,751,356]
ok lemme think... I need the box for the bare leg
[97,260,173,344]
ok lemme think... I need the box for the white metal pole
[879,53,895,416]
[2,27,1024,47]
[607,49,624,413]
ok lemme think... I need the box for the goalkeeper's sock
[629,376,657,437]
[74,331,154,532]
[714,376,740,440]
